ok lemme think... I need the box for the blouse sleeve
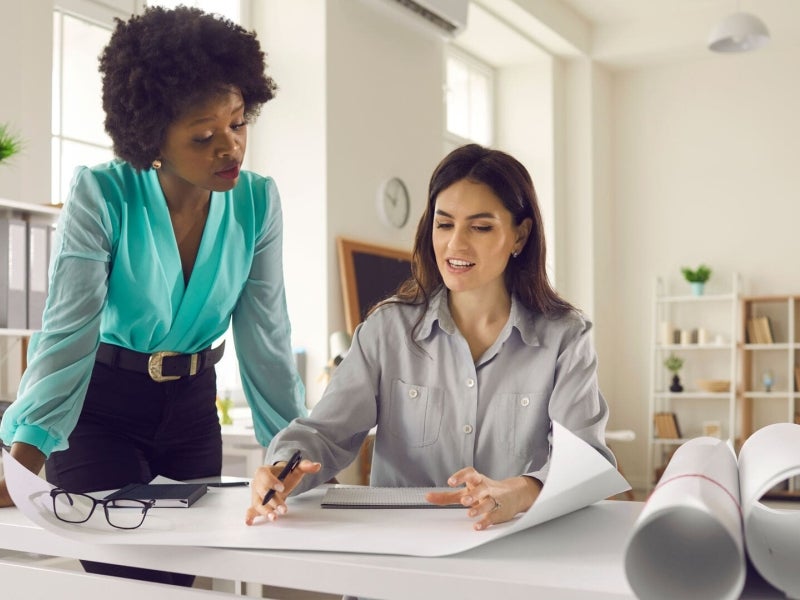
[0,167,113,457]
[531,316,617,482]
[231,178,307,446]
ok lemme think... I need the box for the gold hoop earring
[152,159,162,170]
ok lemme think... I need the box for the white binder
[0,218,28,329]
[26,222,50,330]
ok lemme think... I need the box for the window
[445,48,493,148]
[51,9,114,204]
[51,1,243,205]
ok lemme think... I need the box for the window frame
[444,45,495,150]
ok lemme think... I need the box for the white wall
[602,47,800,488]
[252,0,446,406]
[0,1,53,205]
[495,60,556,277]
[249,1,329,406]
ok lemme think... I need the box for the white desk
[0,499,785,599]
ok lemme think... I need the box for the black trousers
[45,360,222,587]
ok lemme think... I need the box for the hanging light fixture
[708,11,770,53]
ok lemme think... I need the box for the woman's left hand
[426,468,542,530]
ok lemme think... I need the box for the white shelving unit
[647,273,740,488]
[0,197,60,404]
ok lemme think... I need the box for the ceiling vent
[377,0,468,37]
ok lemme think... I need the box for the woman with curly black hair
[0,6,305,586]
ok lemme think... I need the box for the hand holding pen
[244,450,322,525]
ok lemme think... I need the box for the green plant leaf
[0,123,23,163]
[664,354,684,372]
[681,264,712,283]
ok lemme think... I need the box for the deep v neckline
[148,171,222,294]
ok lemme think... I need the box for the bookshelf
[647,273,740,488]
[0,198,60,404]
[740,294,800,496]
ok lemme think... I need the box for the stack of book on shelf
[654,412,681,439]
[795,366,800,392]
[746,315,774,343]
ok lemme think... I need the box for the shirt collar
[415,287,541,348]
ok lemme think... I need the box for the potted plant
[681,264,712,296]
[664,354,684,392]
[0,123,23,165]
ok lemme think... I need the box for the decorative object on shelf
[681,264,712,296]
[664,354,684,392]
[377,176,410,228]
[762,370,774,393]
[702,420,722,438]
[0,123,23,164]
[697,379,731,393]
[658,321,675,345]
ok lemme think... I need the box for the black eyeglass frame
[49,487,155,530]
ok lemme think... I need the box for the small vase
[690,282,705,296]
[669,374,683,393]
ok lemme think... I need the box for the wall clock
[377,177,410,228]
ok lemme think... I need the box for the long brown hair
[376,144,573,330]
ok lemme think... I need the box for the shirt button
[408,388,419,399]
[520,396,530,407]
[466,378,475,388]
[463,424,473,434]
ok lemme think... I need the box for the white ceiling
[457,0,798,69]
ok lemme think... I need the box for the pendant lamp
[708,11,770,53]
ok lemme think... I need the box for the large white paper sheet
[4,421,629,556]
[623,423,800,600]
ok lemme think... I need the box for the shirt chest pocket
[498,392,549,459]
[387,380,444,447]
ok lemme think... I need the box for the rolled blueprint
[624,437,743,600]
[624,423,800,599]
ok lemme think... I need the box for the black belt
[95,341,226,383]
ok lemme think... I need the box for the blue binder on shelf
[26,222,50,330]
[0,218,28,329]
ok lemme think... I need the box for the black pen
[262,450,302,506]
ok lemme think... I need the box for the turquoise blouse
[0,160,306,457]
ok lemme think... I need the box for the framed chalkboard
[337,237,412,335]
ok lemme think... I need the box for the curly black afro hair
[99,5,277,170]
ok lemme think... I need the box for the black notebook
[104,482,208,508]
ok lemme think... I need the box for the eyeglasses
[50,487,155,530]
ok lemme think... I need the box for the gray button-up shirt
[266,288,615,494]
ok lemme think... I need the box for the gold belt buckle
[147,351,181,382]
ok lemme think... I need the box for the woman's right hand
[0,442,47,508]
[244,458,321,525]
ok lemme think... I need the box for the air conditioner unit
[374,0,468,37]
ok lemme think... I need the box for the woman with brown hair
[247,143,615,530]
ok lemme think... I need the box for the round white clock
[377,177,410,228]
